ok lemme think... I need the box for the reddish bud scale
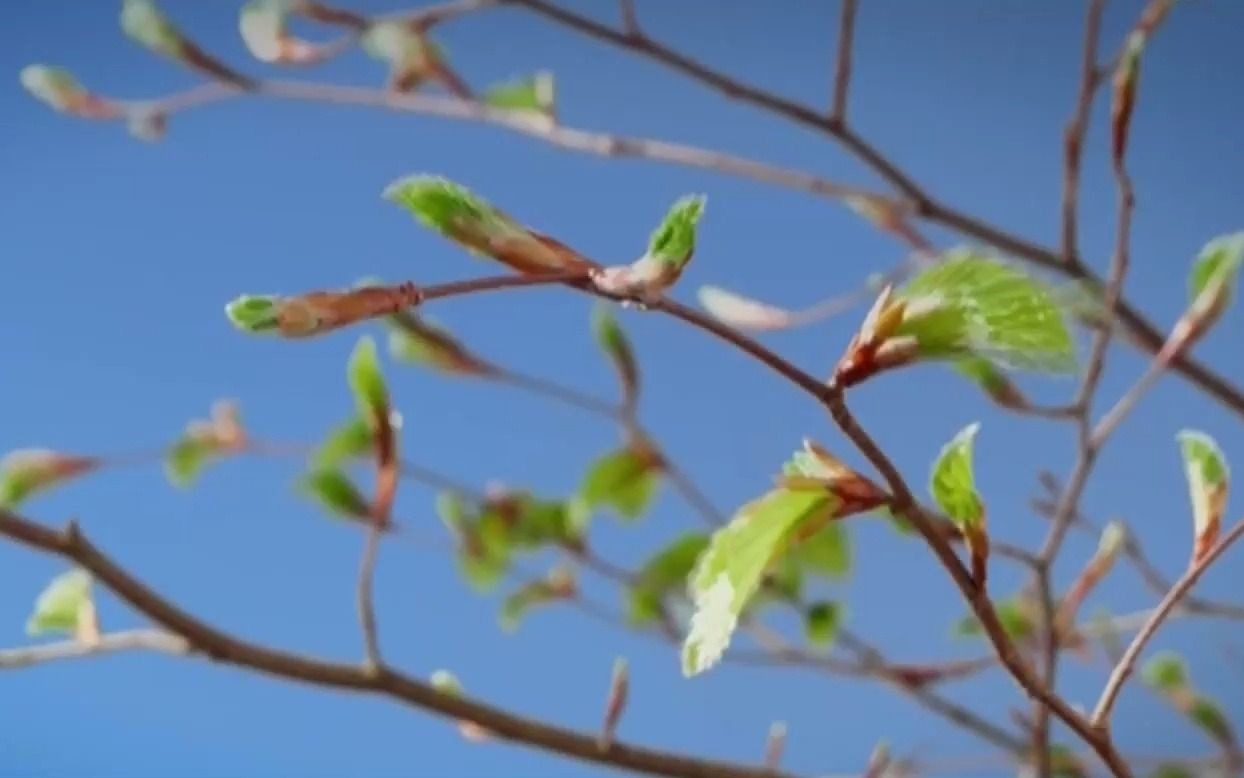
[280,282,421,337]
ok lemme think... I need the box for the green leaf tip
[225,294,280,333]
[121,0,185,58]
[646,194,706,270]
[27,569,93,636]
[930,422,983,528]
[382,175,496,233]
[897,251,1076,374]
[1189,232,1244,319]
[1177,429,1228,558]
[347,336,389,424]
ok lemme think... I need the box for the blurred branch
[0,629,188,669]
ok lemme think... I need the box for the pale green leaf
[896,251,1076,373]
[1188,232,1244,308]
[579,447,660,521]
[955,598,1033,640]
[645,195,705,271]
[483,71,554,114]
[225,295,280,333]
[786,522,850,578]
[628,533,709,626]
[121,0,184,58]
[930,422,983,529]
[239,0,288,62]
[592,303,639,402]
[348,336,389,423]
[1177,429,1228,543]
[300,468,370,520]
[164,437,216,488]
[1142,651,1189,692]
[314,417,374,469]
[1189,696,1234,746]
[387,313,493,375]
[26,569,92,636]
[682,489,835,676]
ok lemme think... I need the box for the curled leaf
[164,401,247,488]
[579,442,662,521]
[1177,430,1228,564]
[1187,232,1244,327]
[591,303,639,408]
[0,450,100,508]
[19,65,120,119]
[27,569,93,637]
[929,423,983,529]
[383,175,598,274]
[500,567,576,632]
[348,336,390,425]
[301,468,371,520]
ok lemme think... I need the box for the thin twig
[1091,520,1244,726]
[1060,0,1109,267]
[830,0,859,122]
[0,629,188,669]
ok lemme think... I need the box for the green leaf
[628,533,709,626]
[579,446,661,521]
[483,71,554,115]
[804,601,842,646]
[348,337,389,424]
[387,313,494,376]
[300,469,370,520]
[682,488,836,676]
[500,568,575,632]
[1,450,99,508]
[362,21,435,69]
[896,251,1076,373]
[645,195,706,271]
[121,0,185,58]
[955,598,1033,641]
[592,303,639,403]
[225,295,281,333]
[1188,232,1244,308]
[26,569,92,636]
[19,65,93,114]
[164,436,217,488]
[786,522,850,579]
[1177,429,1229,545]
[383,175,593,274]
[1142,651,1189,692]
[314,417,375,470]
[930,423,983,529]
[1188,696,1234,745]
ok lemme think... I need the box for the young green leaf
[1142,651,1189,692]
[348,336,389,425]
[579,445,661,521]
[483,71,555,115]
[0,450,100,508]
[682,488,836,676]
[628,533,709,626]
[19,65,119,119]
[804,601,842,646]
[499,567,575,632]
[1177,429,1228,562]
[313,417,375,470]
[387,312,497,376]
[300,468,371,520]
[591,303,639,407]
[26,569,92,636]
[786,522,850,579]
[1188,697,1234,746]
[895,251,1076,373]
[165,436,216,488]
[121,0,185,58]
[383,175,598,274]
[646,195,706,272]
[955,597,1034,641]
[1187,232,1244,329]
[929,423,983,529]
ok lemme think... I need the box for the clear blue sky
[3,2,1243,776]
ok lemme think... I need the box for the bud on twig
[764,721,787,770]
[598,657,629,750]
[226,282,421,338]
[0,450,101,508]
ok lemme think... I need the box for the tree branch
[830,0,859,122]
[0,629,188,669]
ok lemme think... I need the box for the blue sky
[2,1,1243,776]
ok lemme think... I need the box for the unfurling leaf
[26,569,93,637]
[226,282,421,338]
[1177,430,1228,563]
[0,450,100,508]
[387,312,497,376]
[19,65,120,119]
[348,336,389,425]
[383,175,598,274]
[362,21,442,91]
[1187,232,1244,328]
[929,423,983,529]
[239,0,320,64]
[1055,521,1127,634]
[592,303,639,408]
[804,601,842,646]
[628,533,709,626]
[164,401,247,488]
[500,567,576,632]
[483,71,555,117]
[896,252,1076,373]
[778,439,886,517]
[301,468,370,520]
[1111,0,1176,166]
[592,195,706,298]
[313,417,374,469]
[697,285,796,331]
[121,0,185,58]
[1142,651,1189,692]
[682,488,837,676]
[579,442,662,521]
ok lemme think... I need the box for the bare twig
[830,0,859,122]
[1092,520,1244,726]
[0,629,188,669]
[618,0,640,37]
[1060,0,1109,266]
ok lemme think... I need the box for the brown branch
[1091,520,1244,726]
[618,0,640,37]
[0,509,796,778]
[1061,0,1109,266]
[830,0,859,122]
